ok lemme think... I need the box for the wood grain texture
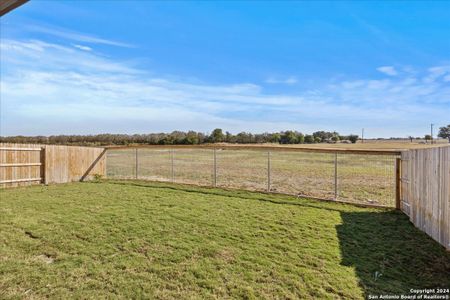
[401,146,450,250]
[0,143,42,188]
[0,143,106,188]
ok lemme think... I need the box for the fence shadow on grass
[98,179,363,213]
[336,211,450,298]
[97,180,450,296]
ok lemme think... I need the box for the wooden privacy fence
[401,146,450,250]
[0,143,106,187]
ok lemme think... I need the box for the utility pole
[361,128,364,143]
[431,124,434,145]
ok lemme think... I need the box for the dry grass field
[217,139,449,151]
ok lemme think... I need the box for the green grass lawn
[1,180,449,299]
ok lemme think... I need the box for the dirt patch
[36,254,54,264]
[216,249,235,263]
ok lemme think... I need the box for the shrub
[304,135,314,144]
[348,135,359,144]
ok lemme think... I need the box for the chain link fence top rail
[106,147,399,207]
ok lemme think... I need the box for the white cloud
[1,39,449,138]
[423,65,450,83]
[24,24,134,48]
[265,76,298,85]
[73,44,92,51]
[377,66,398,76]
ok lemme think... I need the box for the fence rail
[106,146,400,207]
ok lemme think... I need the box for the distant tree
[304,135,314,144]
[170,131,187,144]
[209,128,225,143]
[438,125,450,142]
[312,131,334,143]
[235,132,253,143]
[254,133,269,143]
[297,133,305,144]
[314,136,321,143]
[348,135,359,144]
[197,132,207,144]
[184,131,199,144]
[332,132,340,141]
[280,131,298,144]
[225,131,234,143]
[424,134,432,142]
[408,136,414,143]
[269,133,281,143]
[158,134,174,145]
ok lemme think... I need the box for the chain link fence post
[171,149,174,183]
[267,151,271,192]
[334,152,338,200]
[213,148,217,187]
[135,148,138,180]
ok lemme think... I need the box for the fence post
[267,151,271,192]
[213,148,217,187]
[171,149,175,183]
[135,148,138,179]
[40,147,46,184]
[395,157,401,210]
[104,148,107,179]
[334,152,338,200]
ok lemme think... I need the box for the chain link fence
[106,147,399,207]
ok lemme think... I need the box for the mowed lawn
[1,181,449,299]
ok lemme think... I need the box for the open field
[1,181,449,299]
[213,139,449,151]
[107,148,397,206]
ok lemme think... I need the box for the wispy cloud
[1,39,449,137]
[265,76,298,85]
[73,44,92,51]
[377,66,398,76]
[24,24,134,48]
[423,65,450,83]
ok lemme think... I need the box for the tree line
[2,125,448,146]
[0,129,359,146]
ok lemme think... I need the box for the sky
[0,1,449,138]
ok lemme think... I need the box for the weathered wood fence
[401,146,450,250]
[0,143,106,187]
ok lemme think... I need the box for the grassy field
[107,149,397,206]
[239,140,449,150]
[1,180,449,299]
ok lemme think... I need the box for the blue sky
[1,1,449,138]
